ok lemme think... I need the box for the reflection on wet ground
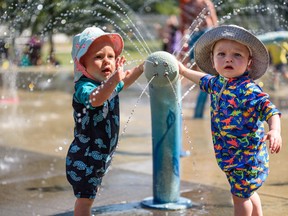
[0,72,287,215]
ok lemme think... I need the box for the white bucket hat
[194,25,269,80]
[72,27,124,82]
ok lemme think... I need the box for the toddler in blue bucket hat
[66,26,144,216]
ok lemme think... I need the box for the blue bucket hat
[72,27,124,82]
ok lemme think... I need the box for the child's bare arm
[264,114,282,154]
[89,56,127,107]
[178,61,207,84]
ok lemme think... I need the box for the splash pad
[1,0,288,215]
[141,51,193,210]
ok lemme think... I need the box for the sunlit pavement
[0,72,287,215]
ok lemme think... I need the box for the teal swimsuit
[200,73,281,198]
[66,76,124,199]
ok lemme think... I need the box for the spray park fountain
[0,0,288,215]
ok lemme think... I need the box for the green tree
[0,0,287,63]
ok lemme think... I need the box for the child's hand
[263,129,282,154]
[114,56,127,81]
[116,56,126,73]
[178,61,186,76]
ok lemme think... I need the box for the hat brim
[97,33,124,57]
[194,25,269,80]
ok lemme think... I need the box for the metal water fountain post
[141,51,192,210]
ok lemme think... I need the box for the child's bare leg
[232,194,252,216]
[74,198,94,216]
[250,192,263,216]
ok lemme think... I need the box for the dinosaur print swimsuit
[200,73,281,198]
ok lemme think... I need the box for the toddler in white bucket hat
[67,26,144,216]
[178,25,282,215]
[71,26,124,82]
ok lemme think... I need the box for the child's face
[212,39,251,79]
[81,37,116,82]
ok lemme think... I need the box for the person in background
[0,39,9,60]
[20,44,32,66]
[0,39,10,69]
[155,15,182,55]
[266,41,288,90]
[27,36,43,66]
[179,0,218,118]
[66,26,144,216]
[179,25,282,216]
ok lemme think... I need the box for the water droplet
[37,4,43,10]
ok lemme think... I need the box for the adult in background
[179,0,218,118]
[266,41,288,90]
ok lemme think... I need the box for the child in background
[66,27,144,216]
[178,25,282,216]
[179,0,219,118]
[266,41,288,90]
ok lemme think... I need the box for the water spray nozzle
[144,51,179,87]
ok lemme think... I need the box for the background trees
[0,0,287,63]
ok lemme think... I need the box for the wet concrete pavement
[0,71,287,215]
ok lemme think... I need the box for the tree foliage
[1,0,287,36]
[0,0,287,57]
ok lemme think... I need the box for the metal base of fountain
[141,196,194,210]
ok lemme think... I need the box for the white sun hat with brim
[194,25,269,80]
[72,26,124,82]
